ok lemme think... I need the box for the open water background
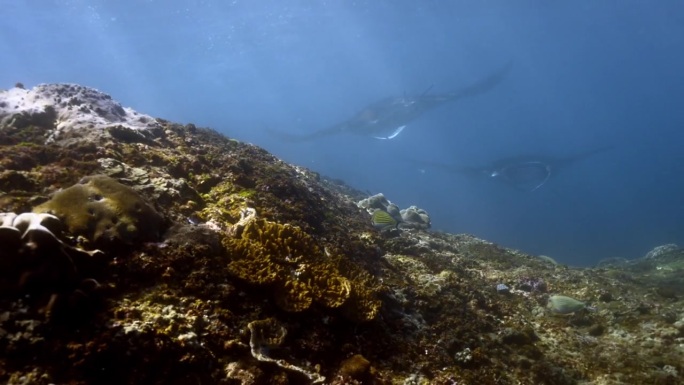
[3,0,684,265]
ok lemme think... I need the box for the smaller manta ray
[412,146,613,192]
[268,61,512,141]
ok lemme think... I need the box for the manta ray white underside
[372,125,406,140]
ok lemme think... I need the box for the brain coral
[224,218,380,321]
[34,175,164,247]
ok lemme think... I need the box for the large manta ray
[269,61,512,141]
[413,146,613,192]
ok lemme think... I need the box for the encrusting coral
[34,174,164,247]
[224,217,380,321]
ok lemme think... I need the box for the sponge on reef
[34,175,164,246]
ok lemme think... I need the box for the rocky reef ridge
[1,83,683,384]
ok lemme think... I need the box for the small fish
[547,295,589,315]
[371,210,399,230]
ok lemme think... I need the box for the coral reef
[399,205,431,229]
[1,83,683,384]
[33,174,164,247]
[247,318,326,383]
[357,193,431,230]
[0,212,104,320]
[357,193,401,218]
[225,217,380,322]
[0,83,160,145]
[644,243,680,259]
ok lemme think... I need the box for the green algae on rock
[34,175,164,247]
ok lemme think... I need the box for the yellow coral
[274,279,313,312]
[34,175,163,246]
[309,267,351,308]
[343,287,381,323]
[224,218,379,321]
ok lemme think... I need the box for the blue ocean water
[2,0,683,266]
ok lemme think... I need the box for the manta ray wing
[265,61,513,142]
[373,125,406,140]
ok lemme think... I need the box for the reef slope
[1,84,683,384]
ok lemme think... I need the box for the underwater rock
[517,276,548,293]
[496,283,511,294]
[644,243,679,259]
[0,83,161,145]
[0,212,104,320]
[0,212,22,249]
[499,327,538,345]
[336,354,375,382]
[357,194,431,230]
[399,205,431,229]
[357,193,401,218]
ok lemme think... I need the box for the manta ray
[414,146,613,192]
[269,61,512,141]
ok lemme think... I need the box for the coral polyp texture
[33,174,165,247]
[1,83,683,384]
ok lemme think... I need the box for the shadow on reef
[0,84,683,384]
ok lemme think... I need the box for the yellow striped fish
[371,210,399,230]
